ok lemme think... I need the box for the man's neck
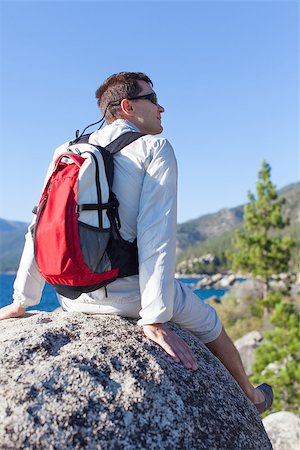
[110,118,141,132]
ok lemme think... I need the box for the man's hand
[0,304,26,320]
[143,323,199,371]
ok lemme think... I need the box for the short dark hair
[95,72,153,123]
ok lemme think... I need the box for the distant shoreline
[175,273,202,279]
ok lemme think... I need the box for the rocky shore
[0,311,272,450]
[176,272,300,299]
[175,272,242,288]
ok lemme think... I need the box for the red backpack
[33,131,144,299]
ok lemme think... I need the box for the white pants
[59,280,222,344]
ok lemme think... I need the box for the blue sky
[0,0,298,224]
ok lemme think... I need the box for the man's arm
[136,138,198,371]
[0,220,45,321]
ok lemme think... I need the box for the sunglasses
[127,92,158,105]
[108,92,158,111]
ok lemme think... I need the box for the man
[0,72,272,414]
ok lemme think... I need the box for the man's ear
[120,98,134,116]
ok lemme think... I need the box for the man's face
[126,81,165,135]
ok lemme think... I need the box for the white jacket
[13,120,178,326]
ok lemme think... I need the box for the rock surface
[0,311,272,450]
[194,273,240,289]
[263,411,300,450]
[235,331,263,376]
[231,278,265,303]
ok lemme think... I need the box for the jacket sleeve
[12,220,45,307]
[136,138,177,326]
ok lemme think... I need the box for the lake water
[0,274,228,311]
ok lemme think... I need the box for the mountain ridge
[177,181,299,253]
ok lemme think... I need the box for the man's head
[95,72,165,135]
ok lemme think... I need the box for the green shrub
[213,291,264,340]
[251,299,300,414]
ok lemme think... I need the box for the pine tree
[229,161,298,413]
[231,160,293,295]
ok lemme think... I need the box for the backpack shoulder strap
[74,133,92,144]
[71,131,145,153]
[105,131,146,155]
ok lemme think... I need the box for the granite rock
[0,311,272,450]
[231,278,265,303]
[235,331,263,376]
[263,411,300,450]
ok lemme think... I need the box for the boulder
[195,277,213,288]
[290,282,300,303]
[263,411,300,450]
[218,274,237,288]
[0,311,272,450]
[269,280,288,291]
[234,331,263,376]
[211,274,223,283]
[231,278,265,304]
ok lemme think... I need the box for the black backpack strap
[105,131,145,154]
[73,133,92,144]
[71,131,145,152]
